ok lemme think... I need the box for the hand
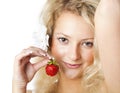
[13,46,51,87]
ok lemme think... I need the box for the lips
[63,62,82,69]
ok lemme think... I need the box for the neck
[56,73,83,93]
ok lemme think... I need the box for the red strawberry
[45,59,59,76]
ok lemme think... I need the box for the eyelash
[81,41,93,48]
[57,37,93,48]
[58,37,68,44]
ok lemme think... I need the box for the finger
[27,46,52,59]
[15,50,35,67]
[32,58,50,71]
[23,46,52,59]
[15,46,51,66]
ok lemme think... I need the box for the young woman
[12,0,120,93]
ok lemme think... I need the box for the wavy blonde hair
[33,0,104,93]
[42,0,99,47]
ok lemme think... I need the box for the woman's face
[51,11,94,79]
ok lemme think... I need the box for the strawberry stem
[48,59,57,65]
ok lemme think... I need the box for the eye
[58,37,68,44]
[81,41,93,48]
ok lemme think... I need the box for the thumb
[32,58,49,71]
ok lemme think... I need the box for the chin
[65,70,83,79]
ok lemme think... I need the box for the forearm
[95,0,120,42]
[100,0,120,3]
[95,0,120,62]
[97,0,120,18]
[95,0,120,61]
[95,0,120,93]
[12,79,27,93]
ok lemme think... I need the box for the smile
[63,62,82,69]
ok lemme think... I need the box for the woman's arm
[12,80,27,93]
[95,0,120,93]
[12,46,50,93]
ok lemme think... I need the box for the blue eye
[58,37,68,44]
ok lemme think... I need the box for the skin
[51,11,94,80]
[12,47,51,93]
[12,0,120,93]
[51,11,94,93]
[50,11,94,93]
[95,0,120,93]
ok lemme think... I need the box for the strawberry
[45,59,59,76]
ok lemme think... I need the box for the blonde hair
[42,0,99,46]
[34,0,104,93]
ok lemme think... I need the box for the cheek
[51,40,65,61]
[82,50,94,65]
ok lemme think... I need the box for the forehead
[54,11,94,39]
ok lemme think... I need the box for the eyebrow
[53,32,94,41]
[81,38,94,41]
[54,32,71,38]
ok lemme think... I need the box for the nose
[68,45,81,61]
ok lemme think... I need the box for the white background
[0,0,46,92]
